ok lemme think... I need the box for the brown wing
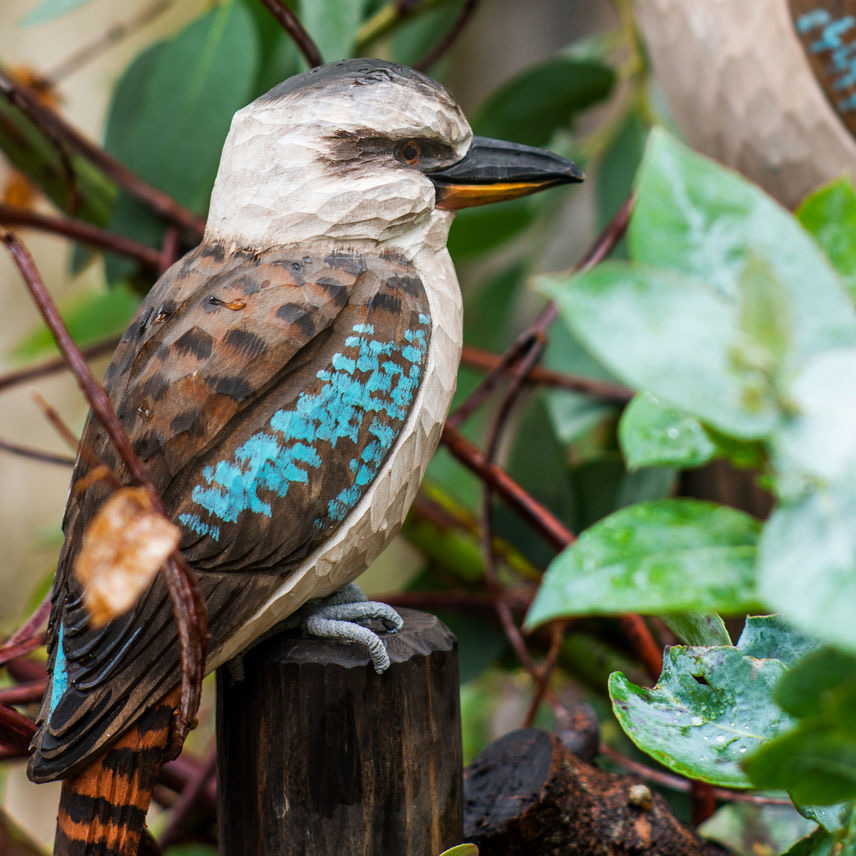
[29,243,432,781]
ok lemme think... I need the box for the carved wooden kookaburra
[27,58,582,855]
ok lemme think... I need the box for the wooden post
[216,608,462,855]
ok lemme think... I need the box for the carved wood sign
[790,0,856,139]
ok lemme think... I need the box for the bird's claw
[301,584,402,673]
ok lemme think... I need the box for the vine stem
[0,229,207,758]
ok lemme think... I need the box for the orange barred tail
[53,688,180,856]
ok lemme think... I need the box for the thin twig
[0,635,45,668]
[618,614,662,680]
[2,595,50,656]
[460,345,633,402]
[600,744,794,806]
[0,204,161,269]
[0,436,74,466]
[523,620,566,727]
[414,0,480,70]
[44,0,173,84]
[0,336,119,395]
[0,68,205,238]
[257,0,323,67]
[448,194,635,429]
[0,704,36,749]
[1,230,208,757]
[441,424,575,551]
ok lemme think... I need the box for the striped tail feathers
[53,687,179,856]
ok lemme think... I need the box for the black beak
[429,135,584,210]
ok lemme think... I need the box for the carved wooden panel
[790,0,856,139]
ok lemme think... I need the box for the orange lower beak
[430,136,584,210]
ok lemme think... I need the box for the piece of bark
[463,728,729,856]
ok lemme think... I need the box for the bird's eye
[398,140,422,166]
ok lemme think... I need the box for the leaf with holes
[609,644,794,787]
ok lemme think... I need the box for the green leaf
[103,2,259,278]
[797,177,856,302]
[525,499,761,628]
[759,484,856,652]
[21,0,94,26]
[474,57,615,147]
[773,348,856,485]
[297,0,367,62]
[737,253,792,372]
[609,644,793,787]
[735,615,820,668]
[542,262,782,439]
[10,283,138,360]
[629,129,856,371]
[744,722,856,805]
[619,392,719,470]
[660,613,731,647]
[437,845,478,856]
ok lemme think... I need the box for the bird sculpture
[633,0,856,207]
[27,58,583,856]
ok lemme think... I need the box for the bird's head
[206,59,582,257]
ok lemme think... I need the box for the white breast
[210,246,463,669]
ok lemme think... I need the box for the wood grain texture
[216,609,463,856]
[634,0,856,206]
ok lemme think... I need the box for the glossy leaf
[21,0,94,26]
[542,263,782,439]
[474,57,615,147]
[629,129,856,371]
[103,2,259,278]
[736,615,820,668]
[609,644,793,787]
[619,392,718,470]
[759,484,856,652]
[525,499,761,628]
[797,178,856,301]
[661,613,731,647]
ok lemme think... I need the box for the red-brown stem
[0,204,161,269]
[523,621,566,727]
[0,436,74,467]
[0,703,37,749]
[258,0,323,67]
[691,781,717,826]
[441,424,575,551]
[618,614,663,680]
[600,744,793,807]
[159,225,182,274]
[414,0,480,70]
[0,635,45,668]
[0,337,119,394]
[1,230,207,755]
[159,754,218,815]
[159,748,217,846]
[0,68,205,238]
[460,345,633,402]
[0,679,48,706]
[0,595,50,665]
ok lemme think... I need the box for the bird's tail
[53,688,180,856]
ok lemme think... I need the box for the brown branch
[618,614,663,680]
[0,68,205,238]
[461,345,633,403]
[0,703,36,750]
[0,336,118,395]
[0,679,48,706]
[0,436,74,466]
[441,423,575,551]
[414,0,479,70]
[1,230,208,758]
[258,0,323,67]
[0,635,45,668]
[0,204,161,269]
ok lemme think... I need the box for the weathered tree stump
[216,608,462,856]
[463,728,727,856]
